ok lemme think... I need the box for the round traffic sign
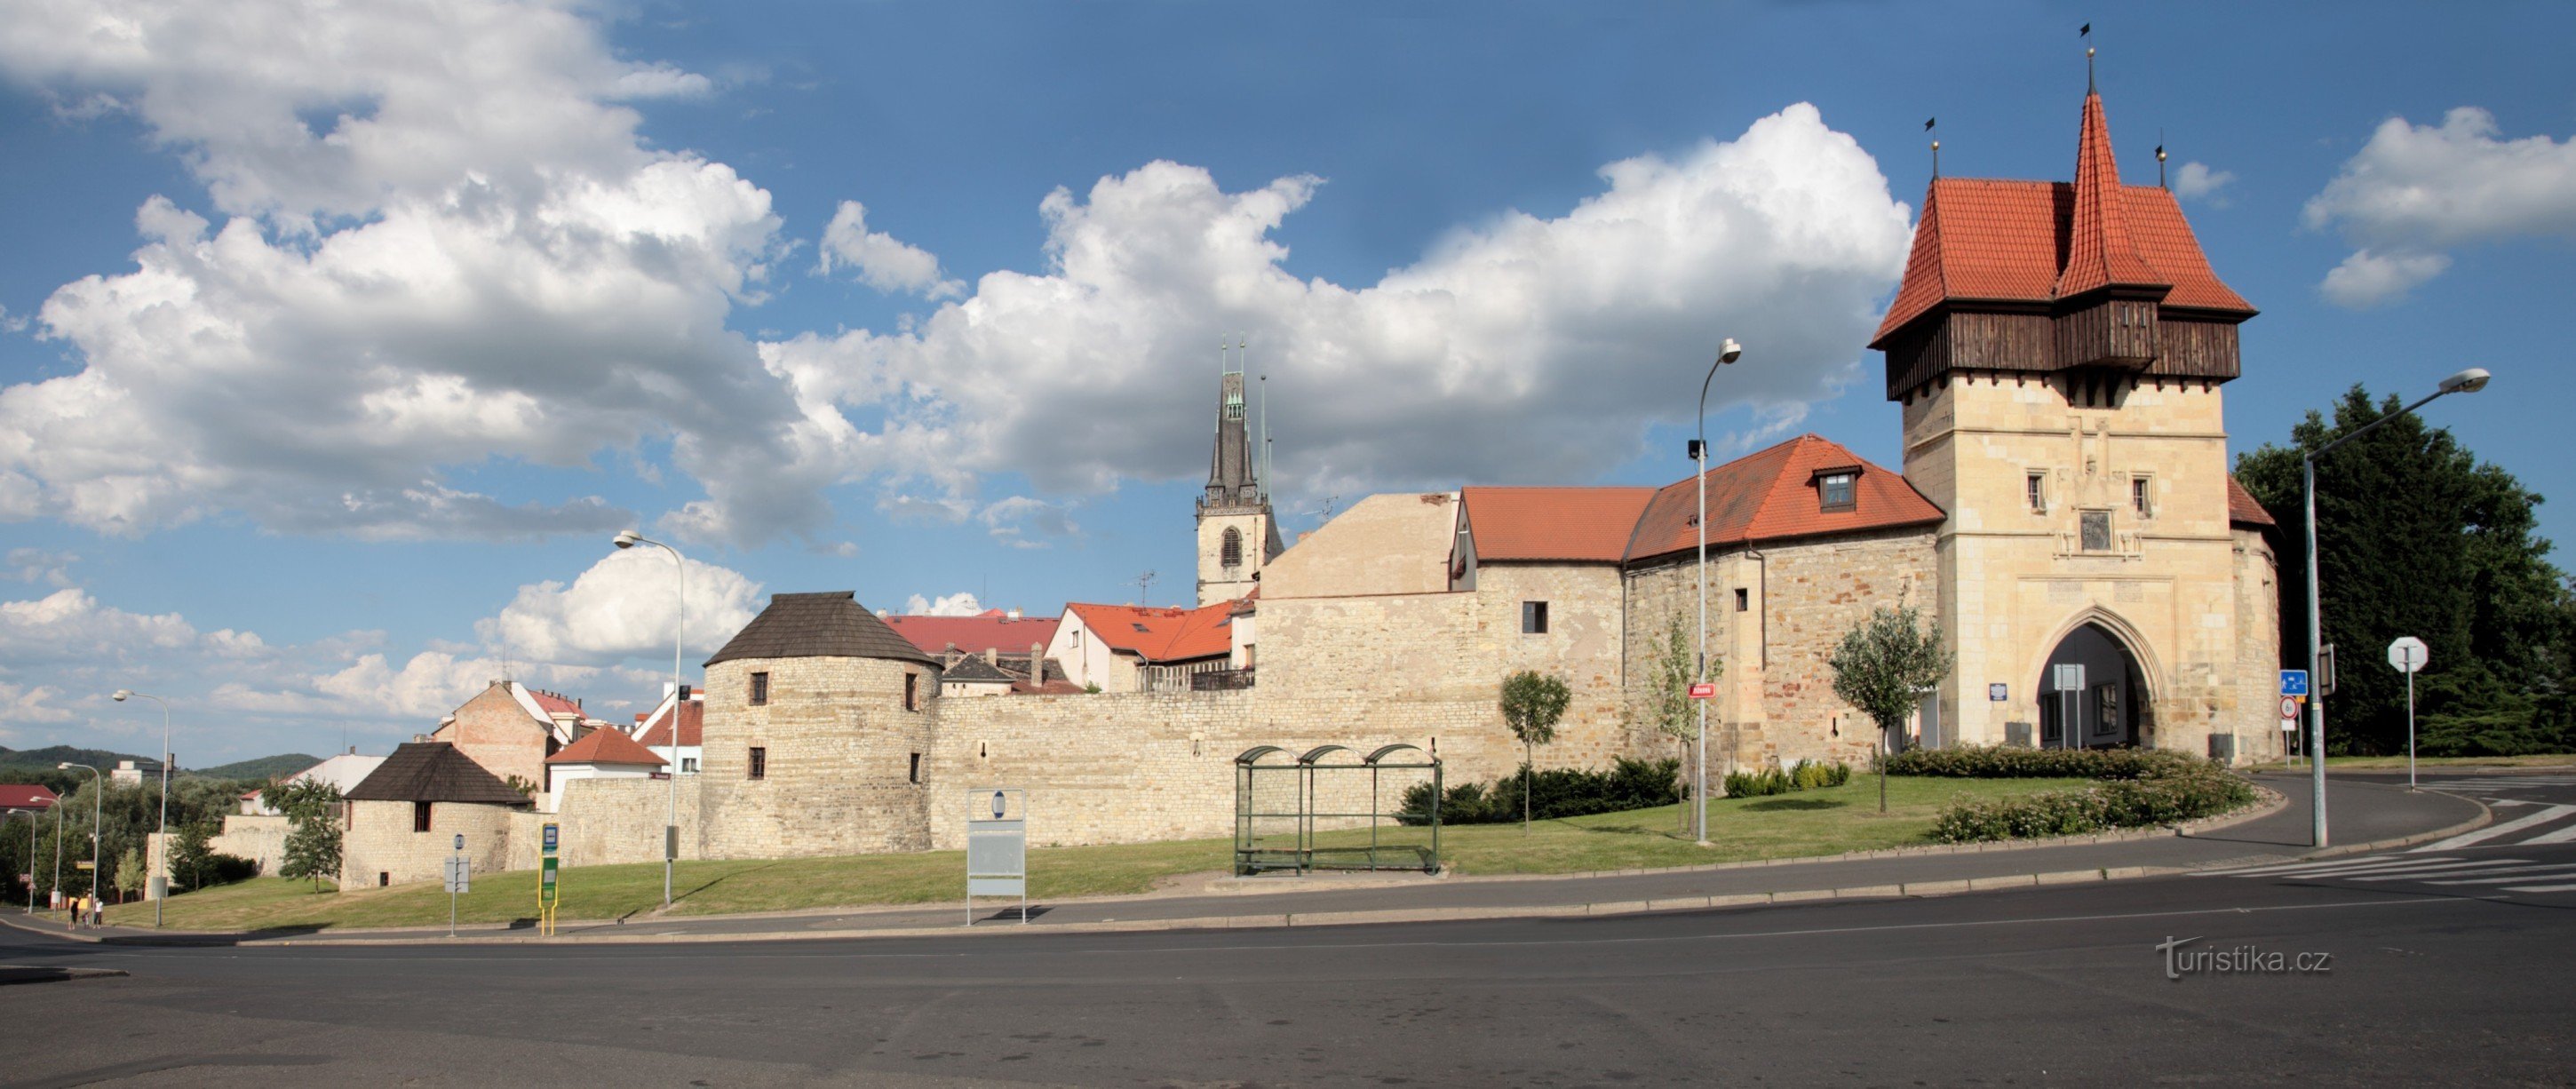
[2387,636,2429,674]
[2278,696,2301,721]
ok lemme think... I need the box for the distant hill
[194,753,322,781]
[0,743,153,775]
[0,745,316,783]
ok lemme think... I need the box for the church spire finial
[2080,22,2095,92]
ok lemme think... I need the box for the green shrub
[1885,744,2202,781]
[1724,759,1851,799]
[1929,758,2257,843]
[1399,757,1681,825]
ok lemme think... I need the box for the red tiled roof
[545,727,666,767]
[633,699,703,748]
[1065,600,1237,664]
[1625,435,1945,561]
[1462,487,1658,562]
[883,610,1064,656]
[2227,476,2277,529]
[1871,92,2252,346]
[0,784,58,810]
[526,688,583,717]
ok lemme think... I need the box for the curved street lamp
[1692,338,1744,847]
[58,762,101,919]
[612,529,686,909]
[2301,367,2490,847]
[112,689,173,927]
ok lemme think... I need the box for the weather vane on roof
[1926,116,1939,178]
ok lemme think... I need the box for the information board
[966,788,1027,926]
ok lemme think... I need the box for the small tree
[1826,594,1952,813]
[114,845,146,902]
[1500,671,1572,831]
[271,778,345,891]
[1644,611,1708,835]
[168,819,216,892]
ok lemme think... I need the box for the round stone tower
[696,591,943,858]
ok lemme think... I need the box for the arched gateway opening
[2036,622,2152,749]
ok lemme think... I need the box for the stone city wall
[340,799,523,890]
[696,656,940,861]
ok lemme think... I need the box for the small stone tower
[1197,349,1282,605]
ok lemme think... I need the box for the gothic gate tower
[1196,348,1282,606]
[1870,70,2283,760]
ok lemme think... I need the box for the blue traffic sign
[2279,670,2310,697]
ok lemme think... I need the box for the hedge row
[1722,759,1852,799]
[1928,758,2257,843]
[1398,757,1682,825]
[1885,744,2205,781]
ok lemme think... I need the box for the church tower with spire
[1870,62,2283,761]
[1196,346,1282,606]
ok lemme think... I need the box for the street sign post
[537,822,560,936]
[2389,636,2430,791]
[966,788,1027,926]
[2052,664,2085,750]
[445,833,467,937]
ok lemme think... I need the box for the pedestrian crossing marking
[2333,860,2547,880]
[2419,776,2576,789]
[2523,822,2576,846]
[2410,805,2576,852]
[2209,856,2496,878]
[2502,883,2576,894]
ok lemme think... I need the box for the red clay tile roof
[0,784,57,810]
[1871,92,2253,346]
[633,699,702,748]
[1625,435,1945,561]
[2227,476,2278,529]
[546,727,667,767]
[1065,600,1237,664]
[1462,487,1658,562]
[883,611,1062,656]
[524,688,584,717]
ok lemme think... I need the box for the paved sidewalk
[2,772,2483,948]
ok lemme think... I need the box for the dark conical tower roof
[704,592,937,668]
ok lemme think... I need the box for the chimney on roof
[1006,607,1022,620]
[1030,643,1045,681]
[983,647,998,666]
[412,734,428,743]
[489,678,505,688]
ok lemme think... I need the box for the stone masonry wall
[339,799,523,889]
[696,656,940,860]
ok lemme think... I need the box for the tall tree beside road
[273,779,346,890]
[1827,597,1951,813]
[2237,386,2575,755]
[1499,671,1571,832]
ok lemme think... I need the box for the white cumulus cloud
[763,101,1912,513]
[485,549,764,668]
[2172,161,2235,204]
[2304,107,2576,306]
[816,200,962,298]
[902,592,986,616]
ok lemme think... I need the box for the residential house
[1045,600,1241,693]
[544,727,667,808]
[627,686,704,775]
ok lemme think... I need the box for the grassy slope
[107,775,2085,934]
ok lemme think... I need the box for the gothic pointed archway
[2033,613,2159,750]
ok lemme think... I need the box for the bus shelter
[1233,743,1440,876]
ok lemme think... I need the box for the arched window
[1220,527,1243,568]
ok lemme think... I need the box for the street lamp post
[59,763,100,919]
[2300,367,2489,847]
[112,689,172,926]
[20,812,36,914]
[612,529,686,909]
[1692,338,1745,847]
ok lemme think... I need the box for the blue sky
[3,1,2571,763]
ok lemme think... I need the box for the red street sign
[1688,683,1717,699]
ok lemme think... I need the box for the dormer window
[1812,466,1860,512]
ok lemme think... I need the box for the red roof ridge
[546,727,667,767]
[2054,91,2167,299]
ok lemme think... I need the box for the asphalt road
[4,853,2571,1086]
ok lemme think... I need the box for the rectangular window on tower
[2131,476,2153,518]
[903,672,918,711]
[747,746,767,781]
[749,672,769,706]
[1521,601,1549,634]
[1736,588,1750,612]
[2028,473,2048,513]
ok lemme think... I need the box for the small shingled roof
[705,592,937,668]
[2226,476,2278,529]
[545,727,666,767]
[344,743,529,805]
[942,656,1017,683]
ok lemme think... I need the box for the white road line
[2341,862,2568,882]
[2411,805,2576,852]
[2501,884,2576,894]
[2222,856,2487,878]
[2521,820,2576,846]
[2423,868,2576,886]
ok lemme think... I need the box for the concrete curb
[2292,788,2493,862]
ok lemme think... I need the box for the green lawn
[2247,753,2576,771]
[107,775,2087,934]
